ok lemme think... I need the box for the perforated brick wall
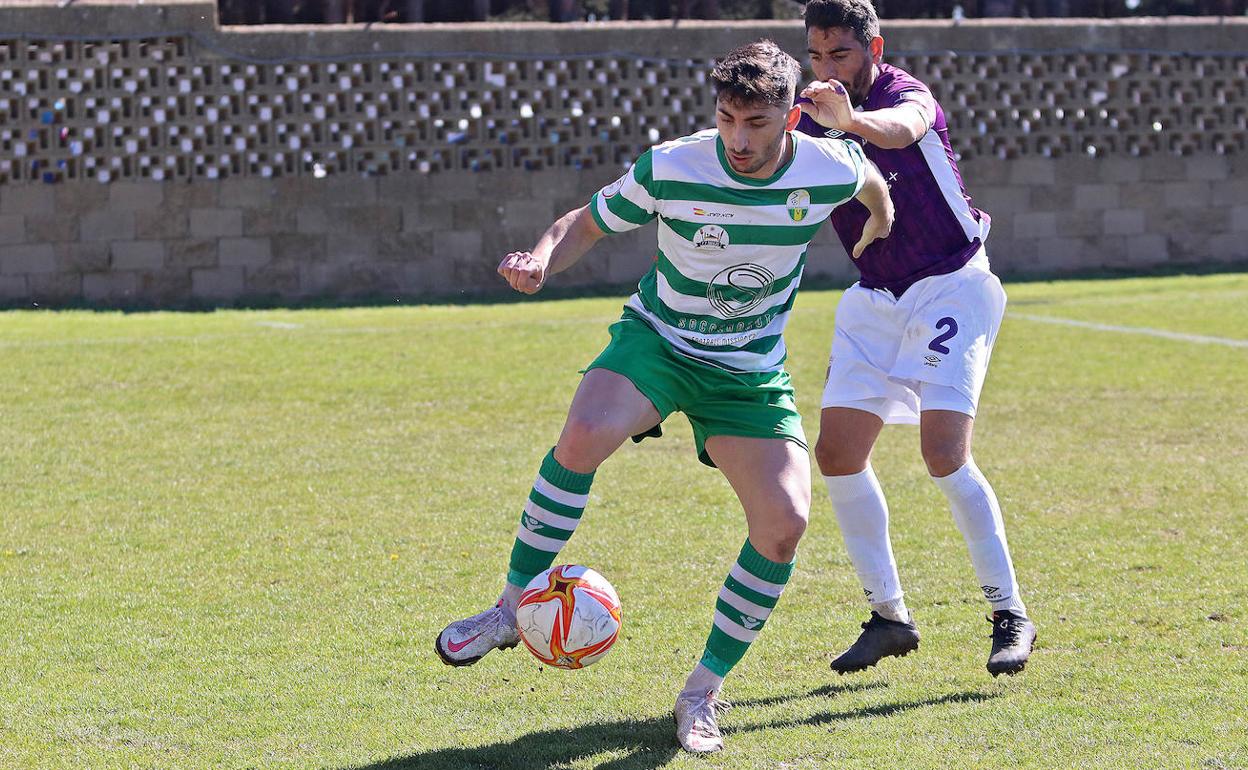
[0,4,1242,306]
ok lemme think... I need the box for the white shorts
[821,250,1006,425]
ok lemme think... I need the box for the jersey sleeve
[842,139,868,199]
[588,150,658,234]
[809,137,867,209]
[880,77,937,133]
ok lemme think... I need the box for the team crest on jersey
[693,225,730,250]
[786,189,811,222]
[706,263,775,318]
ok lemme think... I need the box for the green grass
[1,272,1246,769]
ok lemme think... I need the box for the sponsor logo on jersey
[693,225,730,250]
[693,207,733,219]
[707,262,775,319]
[786,189,811,222]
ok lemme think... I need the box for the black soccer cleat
[830,611,921,674]
[986,610,1037,677]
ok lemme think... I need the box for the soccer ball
[515,564,622,669]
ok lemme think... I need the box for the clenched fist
[497,251,547,294]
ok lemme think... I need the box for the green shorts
[585,311,807,468]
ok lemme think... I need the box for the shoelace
[697,700,731,736]
[992,617,1023,646]
[685,693,733,736]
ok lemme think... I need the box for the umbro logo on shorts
[924,354,942,367]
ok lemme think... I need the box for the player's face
[807,26,880,106]
[715,97,792,177]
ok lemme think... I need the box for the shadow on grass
[347,683,996,770]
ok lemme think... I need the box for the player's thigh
[557,368,662,471]
[814,406,885,476]
[704,435,811,562]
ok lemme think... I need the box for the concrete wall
[0,4,1244,306]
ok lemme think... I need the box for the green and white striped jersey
[589,128,867,373]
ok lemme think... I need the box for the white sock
[823,467,905,609]
[871,597,911,624]
[499,582,523,619]
[682,662,724,696]
[931,460,1026,615]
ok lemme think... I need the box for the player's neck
[745,132,793,181]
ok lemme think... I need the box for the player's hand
[498,251,547,294]
[851,208,893,259]
[798,79,855,132]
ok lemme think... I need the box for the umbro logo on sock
[522,515,543,532]
[863,589,873,598]
[741,616,761,630]
[981,585,1001,598]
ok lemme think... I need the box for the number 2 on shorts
[928,317,959,355]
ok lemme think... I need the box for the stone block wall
[0,3,1243,306]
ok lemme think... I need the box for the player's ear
[869,36,884,64]
[785,105,801,131]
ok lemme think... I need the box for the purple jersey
[796,62,990,296]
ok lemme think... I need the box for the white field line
[0,317,598,349]
[253,321,303,330]
[1010,312,1248,349]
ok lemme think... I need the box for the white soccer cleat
[673,689,731,754]
[435,603,520,667]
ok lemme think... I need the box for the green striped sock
[699,538,795,677]
[506,448,595,589]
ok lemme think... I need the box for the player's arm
[850,158,894,259]
[498,206,604,295]
[799,80,929,150]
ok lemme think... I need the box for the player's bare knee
[923,444,969,478]
[555,416,615,473]
[753,505,807,561]
[814,435,867,477]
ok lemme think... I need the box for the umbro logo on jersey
[824,128,845,138]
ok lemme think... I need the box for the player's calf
[830,611,920,674]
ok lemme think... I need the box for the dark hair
[803,0,880,50]
[709,39,802,110]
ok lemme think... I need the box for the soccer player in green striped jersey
[435,39,894,754]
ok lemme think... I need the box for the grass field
[2,272,1246,769]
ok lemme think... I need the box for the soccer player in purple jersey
[794,0,1037,677]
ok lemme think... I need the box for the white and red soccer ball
[515,564,622,669]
